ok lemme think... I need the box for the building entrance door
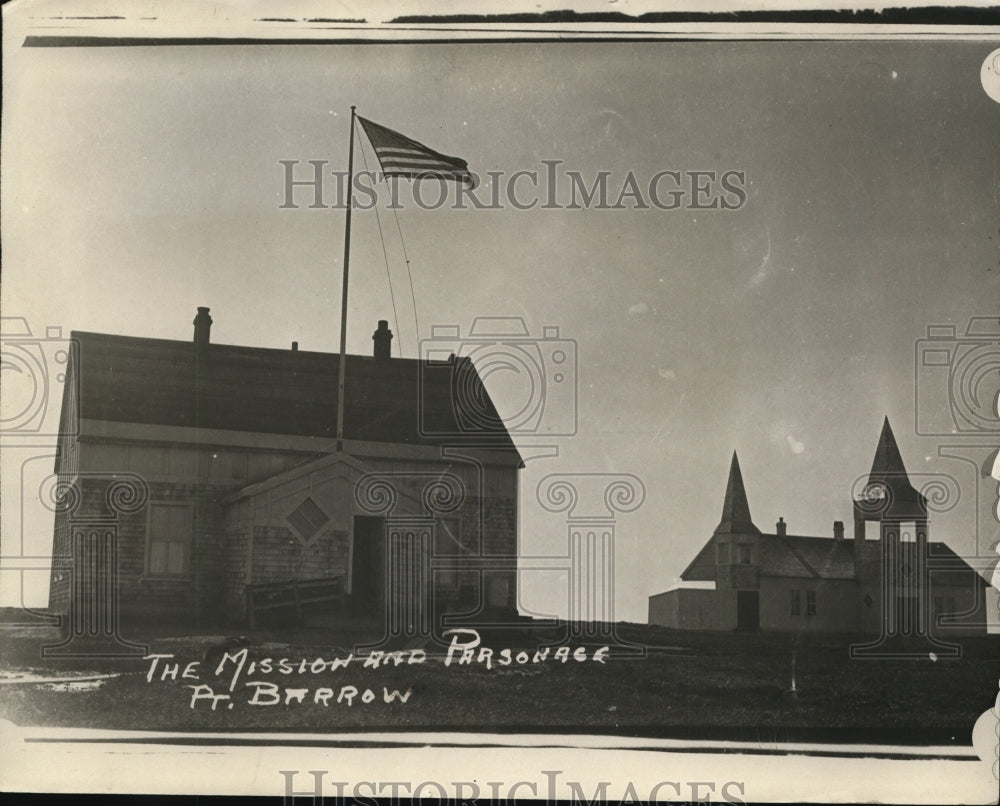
[736,590,760,631]
[350,516,385,616]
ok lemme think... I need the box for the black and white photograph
[1,1,998,802]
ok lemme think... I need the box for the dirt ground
[0,616,995,744]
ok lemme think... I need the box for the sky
[2,7,999,625]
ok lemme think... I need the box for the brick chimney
[193,307,212,351]
[834,520,845,541]
[373,320,393,361]
[776,517,787,537]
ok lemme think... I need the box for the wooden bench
[245,576,346,629]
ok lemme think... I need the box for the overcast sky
[2,9,998,622]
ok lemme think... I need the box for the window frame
[790,588,801,616]
[145,501,194,578]
[806,589,817,616]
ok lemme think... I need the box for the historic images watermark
[278,769,748,805]
[278,160,748,211]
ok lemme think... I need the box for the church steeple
[715,451,761,535]
[865,416,926,513]
[869,416,909,482]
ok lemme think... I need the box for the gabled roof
[680,532,986,583]
[758,534,856,579]
[677,540,718,581]
[714,452,761,535]
[66,331,522,459]
[852,539,986,586]
[679,533,856,581]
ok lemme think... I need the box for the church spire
[869,416,909,481]
[715,451,761,535]
[866,416,925,512]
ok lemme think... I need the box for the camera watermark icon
[418,317,578,439]
[0,317,78,439]
[915,317,1000,436]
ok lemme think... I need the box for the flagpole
[335,105,356,453]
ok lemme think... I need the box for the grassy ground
[0,617,995,743]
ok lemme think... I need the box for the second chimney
[776,517,787,537]
[193,307,212,351]
[373,320,393,361]
[834,520,845,541]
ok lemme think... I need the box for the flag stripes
[358,116,474,186]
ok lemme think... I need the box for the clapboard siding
[50,325,522,626]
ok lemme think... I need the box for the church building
[648,419,987,635]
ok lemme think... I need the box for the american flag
[358,116,474,186]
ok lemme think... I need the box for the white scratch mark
[650,392,686,446]
[750,227,772,287]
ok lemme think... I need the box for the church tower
[850,417,955,656]
[714,452,762,630]
[715,451,761,538]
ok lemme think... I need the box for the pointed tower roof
[863,417,926,516]
[714,451,761,535]
[869,416,910,481]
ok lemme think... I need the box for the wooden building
[649,419,987,635]
[48,308,523,630]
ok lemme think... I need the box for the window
[739,544,752,564]
[806,590,817,616]
[434,518,462,587]
[147,503,193,576]
[790,589,801,616]
[717,541,729,564]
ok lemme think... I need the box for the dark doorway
[736,590,760,631]
[351,516,385,616]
